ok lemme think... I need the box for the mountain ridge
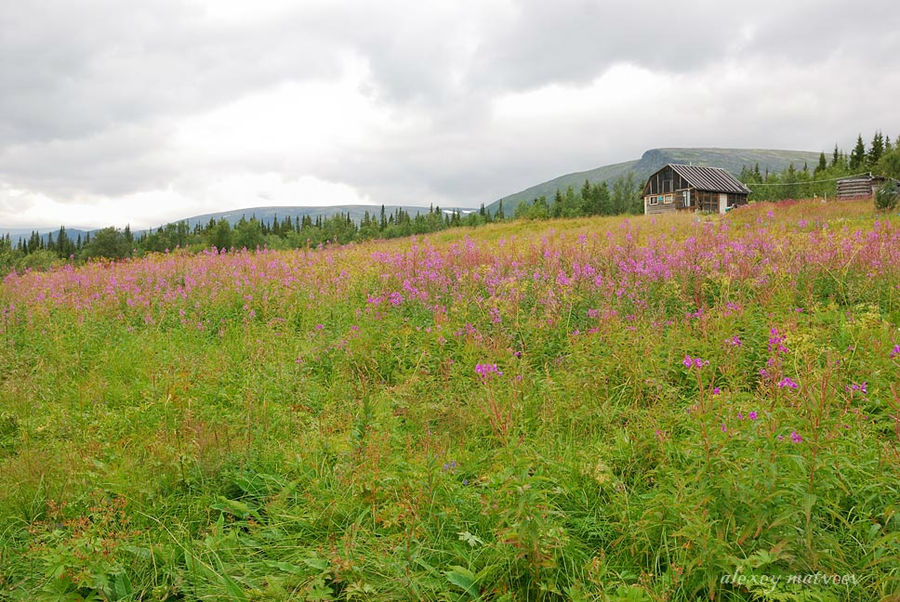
[487,147,823,214]
[3,147,825,242]
[0,204,474,244]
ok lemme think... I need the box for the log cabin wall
[642,164,751,215]
[836,175,883,199]
[643,166,688,214]
[644,193,677,214]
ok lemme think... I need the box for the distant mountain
[0,226,93,245]
[3,148,824,242]
[173,204,474,229]
[1,204,474,244]
[488,147,823,214]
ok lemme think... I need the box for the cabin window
[663,194,673,204]
[648,196,658,206]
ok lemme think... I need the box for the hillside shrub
[874,181,899,211]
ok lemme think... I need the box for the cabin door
[718,194,728,214]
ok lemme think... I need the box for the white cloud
[0,0,898,228]
[0,174,370,230]
[169,56,402,170]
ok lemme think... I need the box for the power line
[748,172,874,187]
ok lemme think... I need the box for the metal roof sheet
[666,164,751,194]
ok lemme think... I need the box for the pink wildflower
[777,377,798,389]
[475,363,502,379]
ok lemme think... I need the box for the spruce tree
[551,190,563,218]
[849,134,866,170]
[868,131,884,166]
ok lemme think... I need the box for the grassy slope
[0,200,898,600]
[489,148,823,214]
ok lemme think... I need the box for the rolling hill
[488,147,823,214]
[3,148,823,242]
[0,205,474,245]
[174,204,473,230]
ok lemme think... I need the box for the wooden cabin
[836,173,886,199]
[643,164,751,215]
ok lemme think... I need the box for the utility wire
[747,172,876,186]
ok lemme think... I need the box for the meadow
[0,199,898,600]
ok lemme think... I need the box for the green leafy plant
[874,181,899,211]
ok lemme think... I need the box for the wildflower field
[1,199,899,600]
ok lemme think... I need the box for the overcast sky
[1,0,898,229]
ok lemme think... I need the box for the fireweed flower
[791,430,803,443]
[768,327,788,353]
[890,345,900,359]
[725,336,742,347]
[845,382,868,395]
[777,377,799,389]
[748,411,758,420]
[475,363,502,379]
[712,387,722,395]
[683,355,709,369]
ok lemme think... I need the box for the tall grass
[0,200,898,600]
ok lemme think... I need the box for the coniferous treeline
[741,130,900,201]
[512,172,644,220]
[1,171,647,274]
[4,132,898,274]
[0,206,497,274]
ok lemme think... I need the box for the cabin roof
[837,172,885,184]
[657,164,751,194]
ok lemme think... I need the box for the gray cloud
[0,0,343,146]
[470,0,900,91]
[0,0,898,226]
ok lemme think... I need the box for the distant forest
[742,130,900,201]
[0,206,498,275]
[2,130,898,275]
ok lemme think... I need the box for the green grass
[0,200,898,600]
